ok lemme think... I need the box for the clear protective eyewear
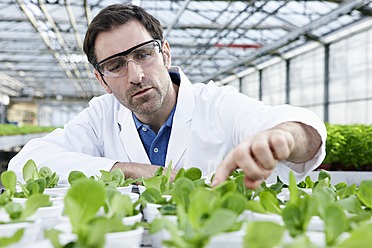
[95,39,162,78]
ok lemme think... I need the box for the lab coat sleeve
[8,96,120,184]
[232,100,327,184]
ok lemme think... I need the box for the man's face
[94,21,173,116]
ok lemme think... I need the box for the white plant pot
[55,223,144,248]
[55,213,143,234]
[282,230,326,247]
[150,215,177,248]
[143,195,172,223]
[0,219,42,247]
[12,192,64,206]
[116,185,133,194]
[9,198,64,231]
[142,203,161,223]
[34,202,64,229]
[206,227,246,248]
[250,211,284,225]
[137,185,146,194]
[122,212,143,226]
[277,188,313,202]
[307,216,324,232]
[105,226,144,248]
[44,186,70,196]
[121,192,140,203]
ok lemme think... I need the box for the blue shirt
[132,106,176,166]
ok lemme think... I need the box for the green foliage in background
[2,123,372,169]
[0,124,56,136]
[323,123,372,169]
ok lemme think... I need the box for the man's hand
[111,162,178,181]
[212,122,321,189]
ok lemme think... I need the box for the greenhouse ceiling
[0,0,371,99]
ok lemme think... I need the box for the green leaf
[68,170,88,185]
[98,170,112,184]
[22,159,39,182]
[337,223,372,248]
[244,221,284,248]
[64,179,106,232]
[304,176,314,188]
[85,216,128,248]
[21,193,51,219]
[0,191,11,206]
[336,195,364,214]
[140,187,164,204]
[313,184,336,219]
[174,168,186,182]
[25,178,46,195]
[218,193,247,215]
[177,204,195,242]
[199,209,238,237]
[172,178,194,208]
[282,204,304,237]
[4,202,23,220]
[268,181,284,193]
[318,170,331,182]
[0,228,24,246]
[356,180,372,209]
[260,191,282,215]
[1,170,17,196]
[106,194,133,218]
[185,167,202,181]
[154,166,164,177]
[337,184,357,199]
[213,180,237,197]
[110,169,125,186]
[142,176,163,192]
[39,167,52,179]
[324,204,349,246]
[246,200,267,214]
[44,229,62,248]
[187,187,216,230]
[288,171,299,205]
[282,195,317,237]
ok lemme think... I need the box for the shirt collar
[132,104,176,130]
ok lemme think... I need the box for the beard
[117,71,172,116]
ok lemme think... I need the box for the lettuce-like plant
[22,159,59,189]
[0,194,51,246]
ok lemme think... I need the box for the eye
[104,57,126,73]
[133,48,154,61]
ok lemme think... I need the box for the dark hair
[83,4,163,66]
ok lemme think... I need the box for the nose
[126,59,144,84]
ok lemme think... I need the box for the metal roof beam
[164,0,192,38]
[201,0,372,83]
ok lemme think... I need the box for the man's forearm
[275,121,322,163]
[111,162,179,181]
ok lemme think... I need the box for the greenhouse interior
[1,0,372,247]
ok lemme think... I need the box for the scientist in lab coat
[8,4,326,189]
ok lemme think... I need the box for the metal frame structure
[0,0,371,99]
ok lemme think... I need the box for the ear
[94,69,112,94]
[162,40,172,69]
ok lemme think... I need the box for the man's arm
[111,162,178,181]
[212,121,322,189]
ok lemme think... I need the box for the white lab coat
[8,67,327,184]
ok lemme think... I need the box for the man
[8,4,326,189]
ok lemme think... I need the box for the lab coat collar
[165,66,195,168]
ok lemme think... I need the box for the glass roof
[0,0,371,99]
